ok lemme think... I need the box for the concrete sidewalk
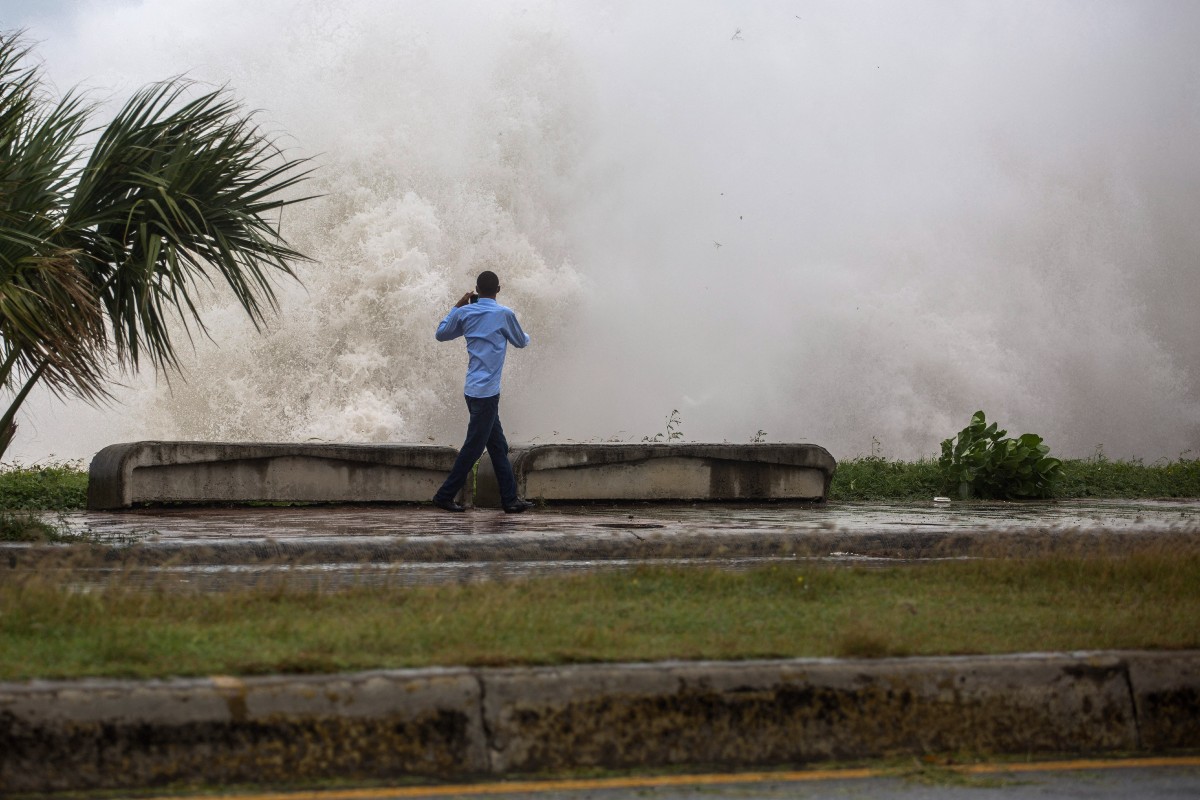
[30,500,1200,570]
[3,651,1198,793]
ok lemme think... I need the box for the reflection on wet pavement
[58,498,1200,545]
[11,500,1198,589]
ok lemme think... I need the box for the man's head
[475,270,500,297]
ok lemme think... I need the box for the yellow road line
[159,756,1200,800]
[958,756,1200,775]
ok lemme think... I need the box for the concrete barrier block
[480,654,1137,772]
[0,670,486,792]
[87,441,463,509]
[1127,651,1200,750]
[88,441,836,509]
[475,443,837,506]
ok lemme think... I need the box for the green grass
[4,549,1198,681]
[0,461,89,541]
[1056,455,1200,498]
[829,455,1200,501]
[0,460,88,511]
[0,510,67,542]
[829,457,946,500]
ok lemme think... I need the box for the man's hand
[454,291,475,308]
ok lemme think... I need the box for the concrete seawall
[3,651,1197,792]
[86,442,465,509]
[476,443,835,507]
[88,441,836,509]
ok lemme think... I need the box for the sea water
[11,0,1200,463]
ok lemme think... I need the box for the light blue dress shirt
[436,297,531,398]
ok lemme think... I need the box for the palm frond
[0,31,105,399]
[0,30,315,460]
[65,80,315,372]
[0,249,107,401]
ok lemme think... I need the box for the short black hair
[476,270,500,294]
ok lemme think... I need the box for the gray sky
[3,0,85,26]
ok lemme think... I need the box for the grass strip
[3,550,1198,681]
[829,455,1200,500]
[0,511,68,543]
[0,461,90,542]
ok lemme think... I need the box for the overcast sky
[4,0,83,26]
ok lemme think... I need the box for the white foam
[10,0,1200,463]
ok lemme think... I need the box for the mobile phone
[469,293,479,303]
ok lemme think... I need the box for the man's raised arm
[436,292,473,341]
[505,311,531,348]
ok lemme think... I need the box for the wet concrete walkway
[61,498,1200,545]
[4,499,1190,589]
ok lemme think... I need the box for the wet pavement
[9,499,1199,589]
[59,497,1200,544]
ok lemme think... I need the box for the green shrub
[939,411,1062,499]
[0,461,88,511]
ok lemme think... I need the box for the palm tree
[0,32,313,459]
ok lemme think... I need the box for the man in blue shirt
[431,270,534,513]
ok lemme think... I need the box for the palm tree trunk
[0,361,47,460]
[0,348,21,392]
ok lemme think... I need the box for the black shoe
[502,498,536,514]
[432,497,466,512]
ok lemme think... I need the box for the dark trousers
[434,394,518,506]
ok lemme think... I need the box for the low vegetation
[0,511,64,542]
[1056,452,1200,498]
[0,461,88,541]
[829,457,946,501]
[830,453,1200,501]
[824,410,1196,501]
[0,460,88,510]
[2,548,1197,680]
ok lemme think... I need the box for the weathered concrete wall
[1127,651,1200,750]
[89,442,837,509]
[2,651,1196,792]
[475,443,836,507]
[0,670,486,792]
[87,442,464,509]
[481,655,1137,772]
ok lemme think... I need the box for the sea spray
[11,0,1200,462]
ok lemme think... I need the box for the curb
[2,651,1198,792]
